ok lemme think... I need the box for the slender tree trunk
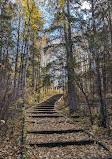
[32,36,35,88]
[20,38,26,90]
[23,41,29,89]
[36,55,41,102]
[63,1,77,113]
[22,3,31,90]
[6,44,9,62]
[14,16,21,91]
[76,80,93,125]
[91,0,106,127]
[108,1,112,48]
[18,50,24,93]
[102,16,110,132]
[108,1,112,93]
[0,31,2,62]
[103,54,110,132]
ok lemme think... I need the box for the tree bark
[14,16,21,91]
[91,0,106,127]
[32,35,35,88]
[108,1,112,93]
[63,0,77,113]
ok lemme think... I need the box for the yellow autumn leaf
[94,141,97,144]
[109,150,112,154]
[1,120,5,124]
[22,107,25,111]
[5,97,8,101]
[81,153,85,156]
[25,145,29,148]
[73,152,75,157]
[8,90,12,94]
[8,105,12,109]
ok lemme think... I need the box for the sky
[10,0,90,32]
[9,0,90,87]
[10,0,90,9]
[82,1,90,9]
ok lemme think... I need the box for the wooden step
[29,139,94,147]
[29,115,64,118]
[34,105,54,108]
[27,111,57,114]
[92,157,112,159]
[27,129,84,134]
[70,115,80,118]
[34,107,54,109]
[33,109,55,112]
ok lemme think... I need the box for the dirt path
[25,94,112,159]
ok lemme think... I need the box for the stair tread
[28,139,95,147]
[27,129,84,134]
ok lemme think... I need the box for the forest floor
[0,92,60,159]
[24,94,112,159]
[0,94,112,159]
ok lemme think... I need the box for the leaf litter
[25,107,112,159]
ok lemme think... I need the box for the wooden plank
[29,140,94,147]
[27,129,84,134]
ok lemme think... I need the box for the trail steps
[25,94,112,159]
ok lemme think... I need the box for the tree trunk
[108,1,112,93]
[63,0,77,112]
[23,41,29,89]
[103,55,110,132]
[76,80,93,125]
[91,0,106,127]
[14,16,21,91]
[102,17,110,132]
[32,35,35,88]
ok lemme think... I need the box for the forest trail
[25,94,112,159]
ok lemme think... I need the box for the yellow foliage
[5,97,8,101]
[17,97,23,104]
[22,107,25,111]
[94,141,97,145]
[21,0,43,34]
[8,105,12,109]
[1,120,5,124]
[8,90,12,94]
[109,150,112,154]
[57,0,65,10]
